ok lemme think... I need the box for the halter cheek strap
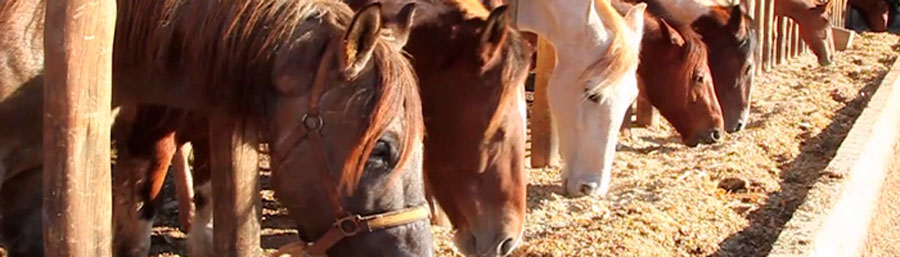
[270,39,430,257]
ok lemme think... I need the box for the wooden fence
[745,0,848,72]
[528,0,850,168]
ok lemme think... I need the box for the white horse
[513,0,646,197]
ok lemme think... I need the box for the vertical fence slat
[753,0,765,74]
[764,0,775,70]
[777,16,787,65]
[42,0,116,256]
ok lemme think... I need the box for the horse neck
[516,0,611,66]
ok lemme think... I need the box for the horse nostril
[710,129,722,142]
[580,182,598,196]
[498,237,516,256]
[735,121,746,132]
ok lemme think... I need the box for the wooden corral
[42,0,116,256]
[526,0,851,165]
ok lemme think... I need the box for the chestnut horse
[514,0,645,197]
[612,0,724,146]
[638,0,758,133]
[775,0,836,66]
[849,0,890,31]
[0,1,433,257]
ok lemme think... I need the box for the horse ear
[479,5,510,65]
[727,5,745,34]
[623,3,647,36]
[658,19,685,47]
[390,3,417,48]
[342,3,383,78]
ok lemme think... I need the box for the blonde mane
[583,0,641,93]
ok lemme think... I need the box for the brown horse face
[405,6,533,257]
[642,20,724,147]
[269,5,431,257]
[699,6,757,133]
[800,0,836,66]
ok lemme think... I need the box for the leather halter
[270,38,430,257]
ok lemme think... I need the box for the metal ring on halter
[335,215,365,236]
[301,113,325,131]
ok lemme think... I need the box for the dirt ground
[140,33,899,257]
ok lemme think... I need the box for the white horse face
[550,3,646,197]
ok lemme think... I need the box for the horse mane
[582,0,642,93]
[116,0,423,196]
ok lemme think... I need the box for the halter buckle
[334,215,366,236]
[301,113,325,131]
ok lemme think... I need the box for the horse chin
[818,56,833,66]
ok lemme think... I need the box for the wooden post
[754,0,765,74]
[775,16,787,65]
[43,0,116,256]
[791,22,800,57]
[209,114,262,257]
[529,37,560,168]
[764,0,775,71]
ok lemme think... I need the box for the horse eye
[367,139,397,170]
[693,71,705,83]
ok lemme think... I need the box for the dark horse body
[0,0,432,256]
[849,0,891,31]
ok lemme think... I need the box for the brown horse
[849,0,890,31]
[638,0,758,133]
[613,0,725,146]
[342,1,534,256]
[110,106,213,257]
[776,0,835,66]
[0,1,433,257]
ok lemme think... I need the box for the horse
[0,1,434,257]
[611,0,725,147]
[514,0,645,197]
[109,106,213,257]
[775,0,836,66]
[635,0,758,133]
[848,0,890,31]
[341,1,534,256]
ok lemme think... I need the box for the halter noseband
[270,38,430,257]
